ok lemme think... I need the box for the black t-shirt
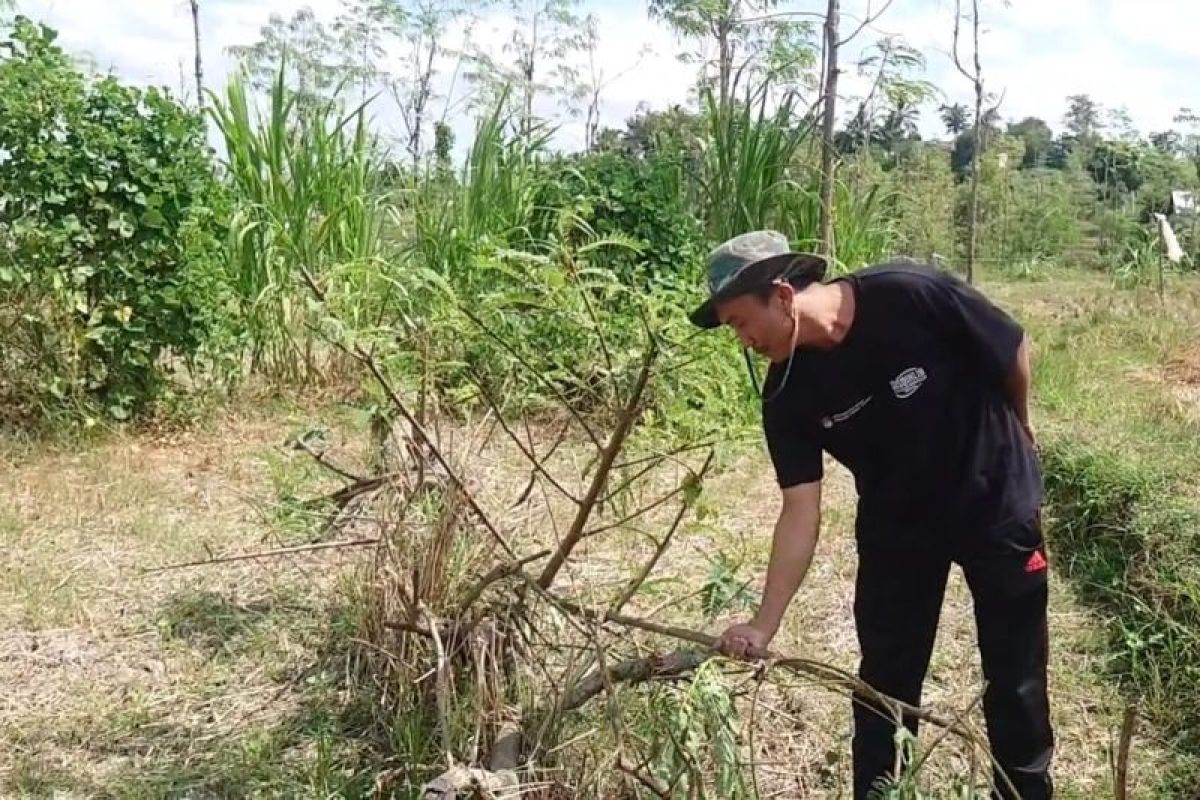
[761,262,1042,545]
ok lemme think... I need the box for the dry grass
[0,277,1189,796]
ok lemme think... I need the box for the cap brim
[688,252,828,330]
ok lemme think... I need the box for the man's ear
[774,281,796,313]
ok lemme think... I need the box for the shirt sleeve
[924,271,1025,385]
[762,399,823,488]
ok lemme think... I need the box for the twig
[911,682,987,774]
[838,0,897,46]
[460,549,553,611]
[422,602,454,764]
[457,305,603,450]
[1115,704,1138,800]
[536,341,657,589]
[290,435,368,484]
[609,452,715,615]
[296,264,516,560]
[613,440,718,471]
[562,649,709,711]
[144,538,380,573]
[467,371,581,506]
[583,481,688,540]
[617,757,671,798]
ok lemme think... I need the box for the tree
[940,102,969,136]
[1008,116,1052,168]
[1150,130,1182,156]
[951,0,996,283]
[1174,107,1200,177]
[332,0,406,103]
[647,0,818,115]
[392,0,470,172]
[1105,104,1139,142]
[466,0,587,139]
[838,36,934,155]
[227,7,339,107]
[189,0,203,110]
[816,0,839,258]
[1064,93,1101,142]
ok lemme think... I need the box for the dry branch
[536,341,657,589]
[144,537,380,572]
[460,549,553,611]
[610,452,715,615]
[562,649,709,711]
[467,370,581,505]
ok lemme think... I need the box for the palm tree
[939,102,969,136]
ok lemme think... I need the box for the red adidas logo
[1025,550,1048,573]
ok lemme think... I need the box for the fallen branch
[562,649,709,711]
[290,432,368,484]
[144,537,380,573]
[546,593,967,734]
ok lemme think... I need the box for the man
[690,230,1054,799]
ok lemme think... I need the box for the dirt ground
[0,389,1170,798]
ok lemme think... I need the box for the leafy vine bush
[530,150,705,288]
[0,18,228,426]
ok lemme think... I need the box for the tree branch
[610,452,714,615]
[536,341,657,589]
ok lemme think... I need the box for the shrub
[0,18,227,425]
[530,150,705,289]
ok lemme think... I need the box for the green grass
[1013,275,1200,793]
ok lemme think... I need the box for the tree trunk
[817,0,840,260]
[190,0,204,110]
[966,0,981,284]
[717,19,731,113]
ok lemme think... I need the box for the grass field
[2,270,1199,798]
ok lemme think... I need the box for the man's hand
[1022,421,1038,451]
[714,619,774,661]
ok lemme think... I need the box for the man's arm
[716,480,821,659]
[1005,332,1035,445]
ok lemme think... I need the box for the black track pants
[850,518,1055,799]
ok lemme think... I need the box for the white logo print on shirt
[890,367,928,399]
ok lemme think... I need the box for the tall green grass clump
[208,65,389,383]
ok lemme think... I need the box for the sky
[12,0,1200,155]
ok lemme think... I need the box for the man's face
[715,285,795,363]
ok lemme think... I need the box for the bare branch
[293,269,517,560]
[457,305,603,450]
[837,0,896,46]
[617,757,671,798]
[1115,704,1138,800]
[609,452,715,615]
[583,481,688,540]
[145,537,380,573]
[467,371,581,506]
[536,341,657,589]
[422,602,454,763]
[561,649,709,711]
[290,434,369,484]
[460,549,553,611]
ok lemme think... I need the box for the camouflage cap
[688,230,827,329]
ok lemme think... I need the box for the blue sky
[14,0,1200,151]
